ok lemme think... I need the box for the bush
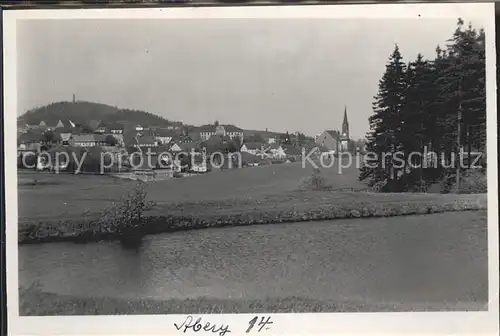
[370,180,386,192]
[457,170,487,194]
[440,169,487,194]
[310,168,329,190]
[97,182,156,248]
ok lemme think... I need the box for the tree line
[360,19,486,192]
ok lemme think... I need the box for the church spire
[342,105,349,138]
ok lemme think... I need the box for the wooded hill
[17,101,182,128]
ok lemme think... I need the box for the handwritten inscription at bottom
[174,316,231,336]
[246,316,273,333]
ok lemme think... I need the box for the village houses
[18,111,329,175]
[240,142,265,156]
[197,123,244,141]
[69,134,108,147]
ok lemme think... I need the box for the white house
[54,119,76,129]
[268,137,278,144]
[198,124,244,141]
[169,143,182,152]
[268,144,303,159]
[153,129,176,145]
[59,132,72,145]
[108,123,124,134]
[70,134,99,147]
[155,136,173,144]
[241,142,265,156]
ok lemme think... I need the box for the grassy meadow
[17,159,487,244]
[18,160,363,222]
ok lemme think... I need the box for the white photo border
[3,3,499,335]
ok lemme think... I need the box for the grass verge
[18,191,487,245]
[19,289,487,315]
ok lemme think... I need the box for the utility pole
[467,124,471,168]
[455,77,462,193]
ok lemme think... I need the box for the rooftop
[242,142,265,150]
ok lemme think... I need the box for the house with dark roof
[240,142,266,156]
[315,130,340,153]
[133,134,157,148]
[88,120,103,132]
[196,124,244,141]
[174,141,200,153]
[18,132,42,152]
[69,134,107,147]
[53,127,74,145]
[53,119,76,129]
[152,129,177,145]
[108,123,125,134]
[169,143,182,152]
[314,106,351,153]
[132,145,171,155]
[23,120,50,132]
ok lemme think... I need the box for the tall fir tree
[360,19,486,192]
[434,18,486,188]
[360,45,407,189]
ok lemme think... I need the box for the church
[315,106,350,153]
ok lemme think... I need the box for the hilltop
[17,101,182,128]
[17,101,312,141]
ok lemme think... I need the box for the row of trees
[360,19,486,192]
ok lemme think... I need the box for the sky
[16,16,486,139]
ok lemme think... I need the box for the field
[18,159,489,314]
[18,160,364,222]
[18,159,485,222]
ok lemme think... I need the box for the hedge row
[18,195,487,245]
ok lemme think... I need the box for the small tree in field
[99,182,156,248]
[311,168,327,190]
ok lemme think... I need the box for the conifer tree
[360,19,486,192]
[435,19,486,188]
[360,45,407,190]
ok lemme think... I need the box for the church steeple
[341,105,349,138]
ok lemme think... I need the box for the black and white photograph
[3,3,499,335]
